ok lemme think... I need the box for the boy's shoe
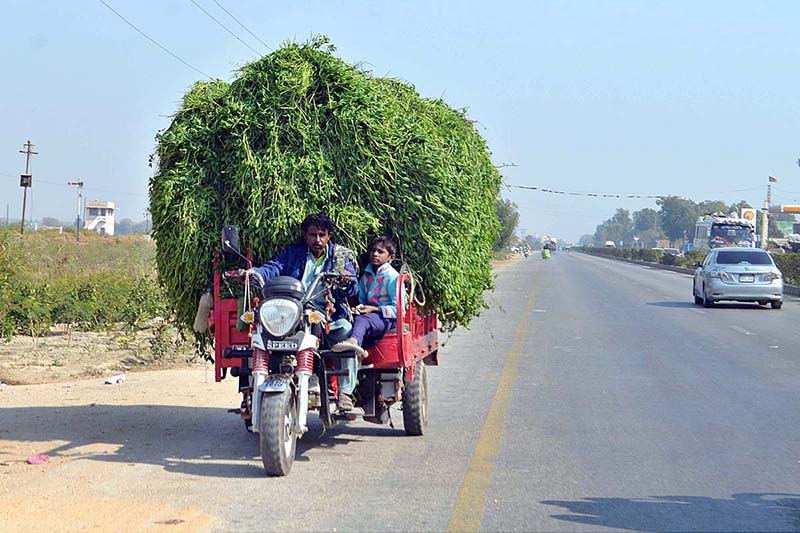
[331,338,368,360]
[337,391,354,412]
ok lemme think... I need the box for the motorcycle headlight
[259,298,301,337]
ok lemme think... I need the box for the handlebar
[223,269,354,302]
[222,270,241,281]
[302,270,356,304]
[222,269,264,290]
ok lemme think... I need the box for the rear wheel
[402,360,428,436]
[702,284,714,308]
[693,288,702,305]
[771,300,783,310]
[259,388,297,476]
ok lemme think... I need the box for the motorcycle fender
[251,326,265,350]
[298,332,318,352]
[259,374,292,394]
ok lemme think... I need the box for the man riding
[245,212,360,411]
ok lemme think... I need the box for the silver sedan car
[693,247,783,309]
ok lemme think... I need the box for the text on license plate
[266,340,298,351]
[739,274,754,282]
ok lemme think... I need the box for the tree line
[585,196,796,247]
[34,217,152,235]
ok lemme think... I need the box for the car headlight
[259,298,301,337]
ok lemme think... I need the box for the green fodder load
[151,37,501,333]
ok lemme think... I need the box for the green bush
[640,248,660,262]
[678,249,706,269]
[0,229,170,337]
[659,253,679,266]
[774,254,800,285]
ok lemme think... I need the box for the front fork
[250,325,318,437]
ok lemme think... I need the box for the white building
[84,200,115,236]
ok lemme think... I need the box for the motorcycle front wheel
[259,388,297,476]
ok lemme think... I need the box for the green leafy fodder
[151,37,502,332]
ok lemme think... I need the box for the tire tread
[402,361,427,436]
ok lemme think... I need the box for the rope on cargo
[399,262,426,308]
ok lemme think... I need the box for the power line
[507,184,665,199]
[211,0,272,52]
[97,0,213,79]
[774,186,800,195]
[506,183,765,200]
[0,172,147,197]
[189,0,262,56]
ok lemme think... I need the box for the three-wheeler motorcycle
[207,227,438,476]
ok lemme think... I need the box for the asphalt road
[2,252,799,532]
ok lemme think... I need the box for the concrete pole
[761,185,770,249]
[67,180,84,242]
[76,187,81,242]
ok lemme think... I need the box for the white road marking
[729,325,755,336]
[691,309,706,314]
[533,309,547,313]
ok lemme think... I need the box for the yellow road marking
[447,286,537,532]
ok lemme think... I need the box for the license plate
[262,375,290,392]
[739,274,754,283]
[266,340,298,351]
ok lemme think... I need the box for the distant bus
[693,213,755,251]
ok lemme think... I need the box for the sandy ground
[0,325,198,386]
[0,366,225,532]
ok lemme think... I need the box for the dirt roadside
[0,325,197,386]
[0,366,232,532]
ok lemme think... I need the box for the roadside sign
[20,174,31,187]
[776,220,795,235]
[741,208,756,222]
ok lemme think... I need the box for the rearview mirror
[222,226,239,254]
[693,261,701,268]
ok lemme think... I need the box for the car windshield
[716,250,772,265]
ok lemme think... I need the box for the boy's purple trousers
[351,313,395,347]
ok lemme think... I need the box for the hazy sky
[2,0,799,241]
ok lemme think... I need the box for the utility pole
[68,180,84,242]
[761,176,776,249]
[19,140,37,235]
